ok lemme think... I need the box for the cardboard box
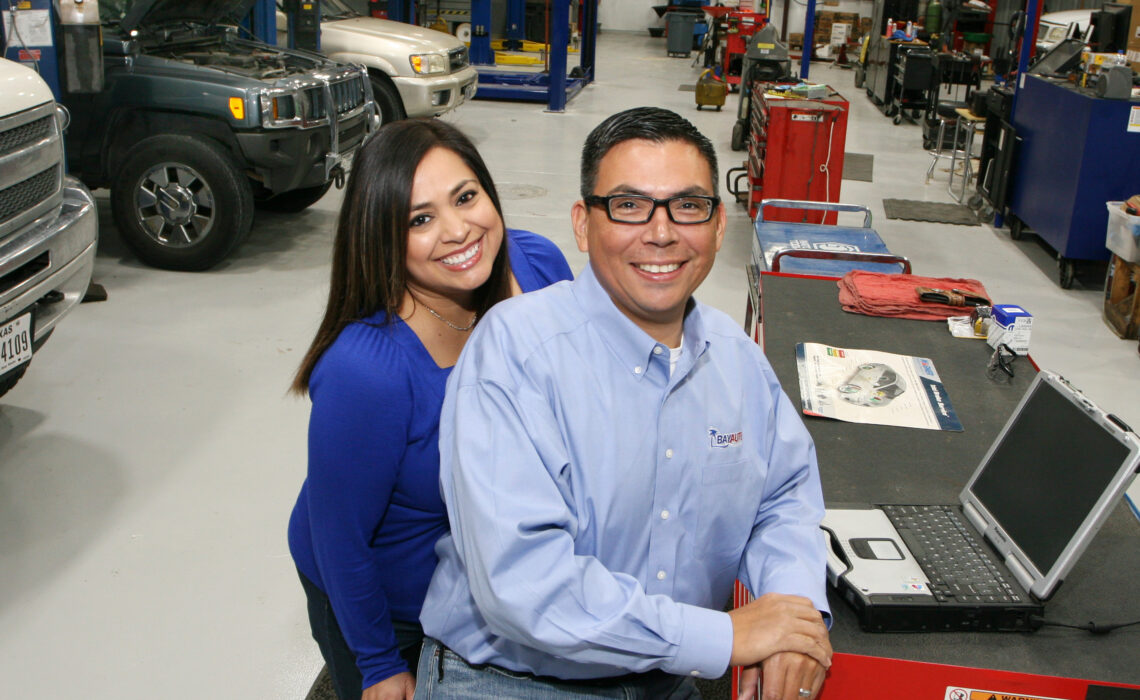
[962,40,987,56]
[987,304,1033,354]
[1129,10,1140,71]
[830,23,850,46]
[1106,201,1140,263]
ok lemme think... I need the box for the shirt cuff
[661,605,733,680]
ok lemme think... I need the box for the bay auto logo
[709,427,743,448]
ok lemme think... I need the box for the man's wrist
[660,605,733,680]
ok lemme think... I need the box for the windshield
[320,0,360,19]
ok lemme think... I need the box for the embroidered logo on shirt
[708,427,743,448]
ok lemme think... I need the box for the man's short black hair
[580,106,719,199]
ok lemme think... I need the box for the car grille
[338,115,368,153]
[0,115,53,159]
[307,75,368,120]
[0,166,59,226]
[449,46,469,72]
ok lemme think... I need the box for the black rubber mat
[843,152,874,182]
[882,198,980,226]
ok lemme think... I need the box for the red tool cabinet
[742,82,849,222]
[721,11,768,89]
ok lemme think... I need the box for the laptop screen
[971,377,1131,575]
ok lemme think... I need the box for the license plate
[0,312,33,374]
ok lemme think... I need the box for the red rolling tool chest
[741,82,850,223]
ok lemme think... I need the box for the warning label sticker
[945,688,1070,700]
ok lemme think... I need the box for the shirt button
[657,570,667,580]
[634,366,643,375]
[660,509,670,520]
[690,670,701,677]
[665,448,674,459]
[653,346,663,355]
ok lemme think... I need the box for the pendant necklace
[420,301,477,332]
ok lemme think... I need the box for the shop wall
[597,0,873,41]
[598,0,661,32]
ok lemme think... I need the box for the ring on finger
[798,689,812,698]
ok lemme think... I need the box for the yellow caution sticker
[754,42,775,49]
[945,688,1070,700]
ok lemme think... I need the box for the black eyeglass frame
[583,194,722,225]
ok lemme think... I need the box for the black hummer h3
[63,0,377,270]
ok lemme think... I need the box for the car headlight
[410,53,448,75]
[258,88,304,127]
[54,103,70,133]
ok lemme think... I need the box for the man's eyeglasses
[584,194,721,225]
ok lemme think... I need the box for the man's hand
[735,652,827,700]
[727,593,831,669]
[361,671,415,700]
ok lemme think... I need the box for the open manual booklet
[794,342,962,431]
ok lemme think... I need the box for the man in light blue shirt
[416,107,831,700]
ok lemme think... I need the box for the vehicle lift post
[504,0,527,50]
[248,0,281,46]
[470,0,596,113]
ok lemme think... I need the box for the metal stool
[924,115,965,184]
[947,107,986,202]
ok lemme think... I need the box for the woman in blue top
[288,119,572,700]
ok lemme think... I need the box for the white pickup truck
[0,58,98,398]
[280,0,478,124]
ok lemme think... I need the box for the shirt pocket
[695,456,761,562]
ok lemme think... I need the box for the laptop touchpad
[852,538,904,560]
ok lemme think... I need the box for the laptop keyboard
[882,505,1026,604]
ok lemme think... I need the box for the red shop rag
[837,270,991,321]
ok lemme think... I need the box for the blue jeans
[298,569,423,699]
[413,637,702,700]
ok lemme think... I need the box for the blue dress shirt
[420,264,829,681]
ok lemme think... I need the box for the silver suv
[0,58,98,398]
[292,0,478,124]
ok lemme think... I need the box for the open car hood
[115,0,258,33]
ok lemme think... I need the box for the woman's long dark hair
[291,118,513,395]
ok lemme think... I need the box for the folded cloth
[838,270,990,320]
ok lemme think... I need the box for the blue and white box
[987,304,1033,354]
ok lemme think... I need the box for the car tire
[370,74,407,126]
[111,134,254,271]
[255,182,333,213]
[731,120,746,151]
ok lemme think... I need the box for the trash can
[666,12,697,57]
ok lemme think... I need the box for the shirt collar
[571,264,710,379]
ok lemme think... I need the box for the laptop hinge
[1003,555,1036,594]
[962,501,986,532]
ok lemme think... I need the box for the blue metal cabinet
[1008,75,1140,286]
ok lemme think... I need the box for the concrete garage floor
[1,31,1137,700]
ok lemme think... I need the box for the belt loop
[435,642,445,682]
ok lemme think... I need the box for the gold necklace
[420,302,477,332]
